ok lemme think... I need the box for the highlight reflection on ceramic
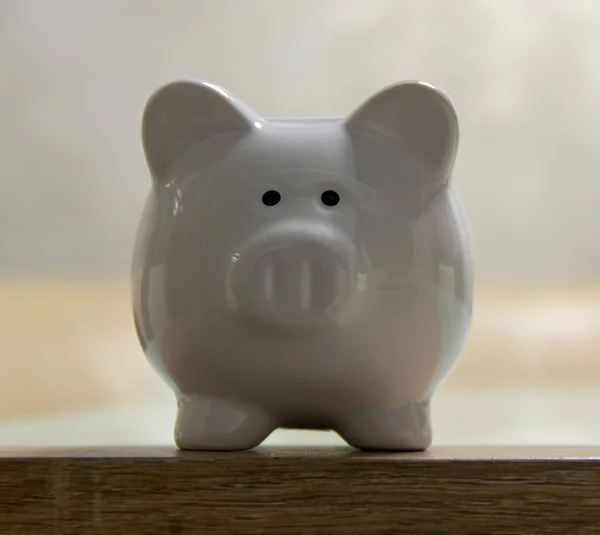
[132,79,473,451]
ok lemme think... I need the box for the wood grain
[1,446,600,534]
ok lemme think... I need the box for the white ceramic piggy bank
[132,79,473,451]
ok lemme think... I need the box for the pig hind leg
[334,400,432,451]
[174,395,276,451]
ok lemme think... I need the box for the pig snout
[227,222,361,328]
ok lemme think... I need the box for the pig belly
[148,301,463,413]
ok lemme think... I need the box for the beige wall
[1,0,600,283]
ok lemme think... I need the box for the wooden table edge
[1,445,600,460]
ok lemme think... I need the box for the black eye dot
[321,190,340,207]
[262,190,281,206]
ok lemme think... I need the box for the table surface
[2,445,600,534]
[2,444,600,459]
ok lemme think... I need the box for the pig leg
[334,400,432,451]
[174,395,275,451]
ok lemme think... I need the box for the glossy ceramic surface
[132,79,473,451]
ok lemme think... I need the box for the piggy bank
[132,79,473,451]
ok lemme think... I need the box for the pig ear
[345,81,459,182]
[142,80,256,181]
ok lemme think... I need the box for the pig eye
[262,190,281,206]
[321,190,340,207]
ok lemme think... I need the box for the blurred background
[1,0,599,447]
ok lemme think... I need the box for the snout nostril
[299,260,311,311]
[264,263,274,303]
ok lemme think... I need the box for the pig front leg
[335,400,432,451]
[174,395,276,451]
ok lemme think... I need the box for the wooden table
[1,446,600,534]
